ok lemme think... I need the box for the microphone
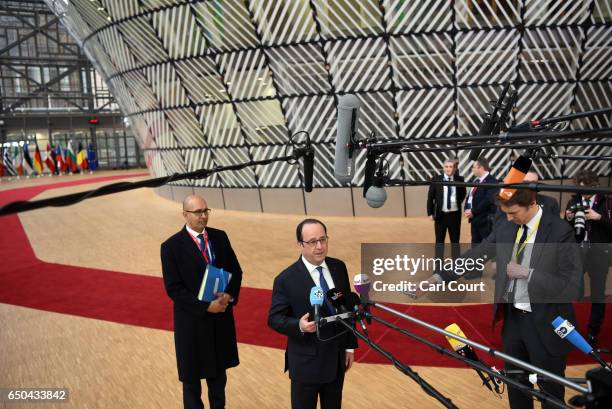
[353,273,371,325]
[363,152,377,198]
[303,144,314,192]
[334,94,360,184]
[365,159,387,208]
[326,288,348,313]
[309,286,324,334]
[498,155,532,200]
[468,83,510,161]
[346,291,368,335]
[552,316,611,369]
[445,323,497,392]
[353,273,371,304]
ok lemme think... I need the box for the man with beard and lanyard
[422,188,581,409]
[161,195,243,409]
[268,218,358,409]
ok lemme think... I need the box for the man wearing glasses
[268,218,358,409]
[161,194,243,409]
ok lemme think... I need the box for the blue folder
[197,265,232,302]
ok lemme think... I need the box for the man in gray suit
[425,188,581,409]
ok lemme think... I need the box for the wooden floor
[0,171,601,408]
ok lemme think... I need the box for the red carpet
[0,174,609,368]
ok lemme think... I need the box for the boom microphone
[498,155,532,200]
[334,94,361,184]
[552,316,611,369]
[363,152,377,197]
[445,323,497,392]
[303,144,314,192]
[365,158,387,208]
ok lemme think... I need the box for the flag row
[0,140,99,178]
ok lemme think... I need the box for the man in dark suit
[565,170,612,347]
[268,219,358,409]
[161,194,243,409]
[427,158,467,261]
[464,156,499,244]
[425,188,581,409]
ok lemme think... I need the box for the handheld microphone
[303,144,314,192]
[498,155,532,200]
[309,286,324,334]
[552,316,611,369]
[326,288,348,313]
[346,291,368,335]
[445,323,497,392]
[353,273,371,303]
[353,273,371,324]
[334,94,360,184]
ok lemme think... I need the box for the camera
[569,201,590,237]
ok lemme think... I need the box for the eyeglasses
[184,208,212,217]
[301,236,329,247]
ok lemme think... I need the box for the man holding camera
[565,170,612,348]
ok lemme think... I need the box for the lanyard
[190,231,215,264]
[514,218,540,262]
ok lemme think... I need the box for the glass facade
[43,0,612,187]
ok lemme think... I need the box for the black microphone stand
[332,317,460,409]
[364,311,574,409]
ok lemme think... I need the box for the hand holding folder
[197,265,232,302]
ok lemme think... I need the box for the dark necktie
[509,225,529,303]
[197,233,208,263]
[445,177,452,210]
[316,266,335,314]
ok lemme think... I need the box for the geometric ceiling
[45,0,611,188]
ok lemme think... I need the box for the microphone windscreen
[345,292,361,310]
[334,94,360,184]
[309,286,324,306]
[353,273,371,295]
[326,288,345,309]
[499,155,532,200]
[365,185,387,208]
[445,323,481,362]
[552,316,593,354]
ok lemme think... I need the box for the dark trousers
[290,357,345,409]
[470,218,492,244]
[502,307,566,409]
[584,251,609,336]
[183,371,227,409]
[434,211,461,260]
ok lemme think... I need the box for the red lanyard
[190,231,209,263]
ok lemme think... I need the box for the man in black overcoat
[161,194,242,409]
